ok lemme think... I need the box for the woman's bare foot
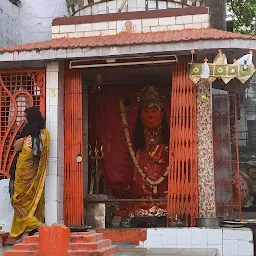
[6,232,29,245]
[6,235,22,245]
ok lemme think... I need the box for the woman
[8,107,50,242]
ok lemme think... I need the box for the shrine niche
[85,64,173,228]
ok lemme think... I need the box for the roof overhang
[0,39,256,66]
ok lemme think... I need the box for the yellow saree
[10,129,50,238]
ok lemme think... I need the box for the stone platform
[117,248,219,255]
[3,230,118,256]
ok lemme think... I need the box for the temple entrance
[63,58,199,227]
[84,64,172,228]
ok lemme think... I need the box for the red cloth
[132,145,169,199]
[89,87,170,198]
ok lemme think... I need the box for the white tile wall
[223,240,239,256]
[52,13,210,39]
[177,229,192,245]
[45,61,64,225]
[140,228,254,256]
[238,240,254,255]
[45,201,58,224]
[193,14,209,23]
[176,15,193,24]
[76,24,92,32]
[208,229,223,245]
[92,22,108,31]
[60,25,76,33]
[191,228,207,245]
[142,18,159,27]
[158,17,176,26]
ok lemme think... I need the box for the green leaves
[227,0,256,35]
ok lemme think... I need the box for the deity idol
[132,86,169,199]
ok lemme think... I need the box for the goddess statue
[121,86,169,199]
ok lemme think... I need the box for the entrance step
[3,230,118,256]
[3,250,38,256]
[68,245,119,256]
[70,233,103,243]
[70,239,112,250]
[22,236,39,244]
[13,243,39,251]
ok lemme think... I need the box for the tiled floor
[0,245,12,256]
[116,248,218,256]
[0,246,218,256]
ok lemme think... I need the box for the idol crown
[137,85,164,110]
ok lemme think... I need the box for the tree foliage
[226,0,256,35]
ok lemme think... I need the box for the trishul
[88,140,104,194]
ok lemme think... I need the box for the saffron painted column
[196,79,216,217]
[45,61,64,224]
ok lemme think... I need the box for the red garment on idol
[132,144,168,199]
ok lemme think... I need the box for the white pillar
[45,61,64,225]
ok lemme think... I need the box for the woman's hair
[19,107,45,139]
[18,107,45,163]
[134,108,169,150]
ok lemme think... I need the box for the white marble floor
[116,248,218,256]
[0,246,218,256]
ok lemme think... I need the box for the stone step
[70,231,96,236]
[70,233,103,243]
[22,236,39,244]
[13,243,39,251]
[3,250,38,256]
[70,239,112,250]
[3,231,118,256]
[68,245,119,256]
[70,231,97,237]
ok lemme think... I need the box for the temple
[0,1,256,255]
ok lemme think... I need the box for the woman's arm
[14,138,25,152]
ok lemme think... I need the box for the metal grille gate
[64,68,84,226]
[212,94,241,219]
[0,70,46,178]
[167,59,199,226]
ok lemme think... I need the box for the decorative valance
[189,50,256,84]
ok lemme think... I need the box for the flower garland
[120,99,169,194]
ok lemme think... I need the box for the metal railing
[66,0,202,16]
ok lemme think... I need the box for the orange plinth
[39,225,70,256]
[3,226,118,256]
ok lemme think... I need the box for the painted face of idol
[141,106,163,129]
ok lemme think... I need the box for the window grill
[0,70,45,179]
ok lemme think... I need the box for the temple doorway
[83,64,172,228]
[63,58,199,227]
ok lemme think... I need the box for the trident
[88,140,104,194]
